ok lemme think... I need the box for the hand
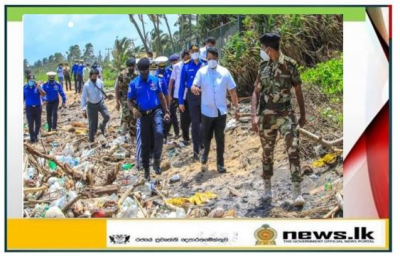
[179,104,185,112]
[62,103,66,108]
[252,116,259,133]
[164,112,171,122]
[191,86,201,96]
[116,102,120,111]
[82,110,87,119]
[42,101,47,106]
[132,108,141,119]
[298,116,306,128]
[235,110,240,121]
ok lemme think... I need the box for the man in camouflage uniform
[115,57,138,138]
[251,33,306,207]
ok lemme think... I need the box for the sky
[23,14,179,64]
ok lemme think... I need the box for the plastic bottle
[176,207,186,218]
[49,160,57,170]
[27,167,36,179]
[324,177,332,191]
[121,163,133,171]
[113,152,126,159]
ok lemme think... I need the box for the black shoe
[217,165,227,173]
[192,154,200,162]
[153,160,162,175]
[182,140,190,146]
[174,134,180,139]
[144,168,150,181]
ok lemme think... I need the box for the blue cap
[169,54,179,62]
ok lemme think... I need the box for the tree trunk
[128,14,149,53]
[164,14,175,49]
[157,15,162,55]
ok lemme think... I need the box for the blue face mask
[28,80,35,87]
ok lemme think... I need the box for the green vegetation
[300,54,343,95]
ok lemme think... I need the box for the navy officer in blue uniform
[24,74,46,142]
[178,44,204,161]
[42,71,67,131]
[127,58,170,181]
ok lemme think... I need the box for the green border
[4,4,390,253]
[7,6,365,21]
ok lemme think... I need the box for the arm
[81,84,87,110]
[178,65,186,105]
[294,84,306,127]
[36,82,46,96]
[251,75,261,132]
[168,78,175,104]
[158,92,170,122]
[58,83,67,104]
[191,71,202,95]
[115,75,121,110]
[161,78,169,106]
[229,89,239,120]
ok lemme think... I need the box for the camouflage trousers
[120,98,137,138]
[258,110,302,182]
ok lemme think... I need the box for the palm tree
[163,14,175,49]
[148,14,162,55]
[112,37,134,70]
[128,14,150,53]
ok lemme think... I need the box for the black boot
[217,165,227,173]
[153,160,162,175]
[144,168,150,181]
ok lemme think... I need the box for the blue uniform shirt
[72,64,78,75]
[157,66,173,88]
[42,81,66,103]
[128,75,162,111]
[157,74,169,96]
[24,84,42,106]
[77,64,84,75]
[178,59,203,104]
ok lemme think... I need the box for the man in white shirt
[200,37,216,64]
[81,68,110,142]
[168,49,191,144]
[191,47,239,173]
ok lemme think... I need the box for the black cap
[137,58,150,71]
[89,68,100,75]
[259,33,280,50]
[126,57,136,67]
[27,74,36,80]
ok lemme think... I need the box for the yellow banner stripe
[7,219,106,249]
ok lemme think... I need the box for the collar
[277,51,285,65]
[139,75,151,84]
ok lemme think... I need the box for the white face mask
[208,59,218,69]
[191,52,200,60]
[260,49,270,61]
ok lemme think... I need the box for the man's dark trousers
[201,110,227,167]
[46,100,59,131]
[74,74,78,92]
[186,90,202,156]
[87,101,110,142]
[141,108,163,169]
[164,99,179,139]
[179,99,191,141]
[26,106,42,142]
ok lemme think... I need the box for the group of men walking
[24,33,307,206]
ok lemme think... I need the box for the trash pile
[23,89,344,219]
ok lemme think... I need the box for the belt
[27,105,40,108]
[88,100,102,105]
[140,107,158,116]
[267,101,291,110]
